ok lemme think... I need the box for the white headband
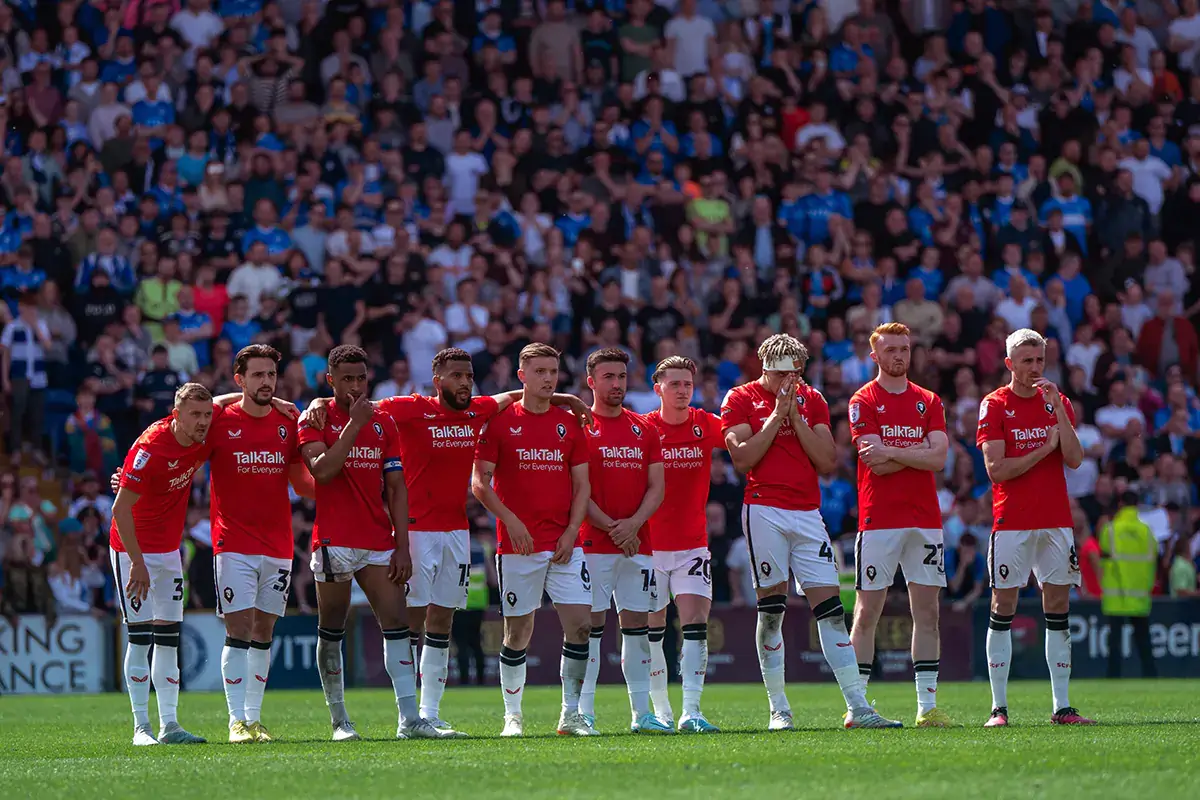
[763,356,802,372]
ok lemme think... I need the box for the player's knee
[990,592,1018,616]
[250,615,278,642]
[568,621,591,644]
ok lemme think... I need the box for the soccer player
[299,347,590,733]
[644,356,725,733]
[111,382,214,746]
[847,323,955,727]
[298,344,445,740]
[977,329,1095,727]
[722,334,900,730]
[577,348,669,734]
[209,345,316,743]
[471,343,595,737]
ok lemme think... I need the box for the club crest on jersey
[796,395,805,407]
[468,411,476,418]
[505,591,517,607]
[130,596,142,613]
[866,565,877,582]
[693,424,703,438]
[556,422,567,440]
[278,425,288,442]
[916,400,927,415]
[760,561,772,578]
[1045,403,1055,415]
[631,423,642,437]
[849,403,861,424]
[372,422,384,438]
[223,586,234,603]
[999,564,1010,580]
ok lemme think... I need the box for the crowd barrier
[3,599,1197,694]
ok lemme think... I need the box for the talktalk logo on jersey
[1012,425,1054,450]
[235,450,287,474]
[430,423,476,448]
[516,447,566,472]
[166,465,198,491]
[663,445,705,470]
[599,446,644,459]
[880,424,924,441]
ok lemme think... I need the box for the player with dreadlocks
[720,334,902,730]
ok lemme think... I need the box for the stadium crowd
[1,0,1200,623]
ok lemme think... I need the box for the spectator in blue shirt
[219,295,262,354]
[171,286,214,369]
[1039,173,1092,254]
[472,10,516,63]
[99,34,137,86]
[829,21,873,78]
[240,199,293,264]
[818,473,855,535]
[554,191,592,248]
[912,246,946,301]
[802,170,853,245]
[629,96,679,171]
[0,246,46,316]
[75,228,136,294]
[1047,253,1092,328]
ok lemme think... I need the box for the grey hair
[1005,328,1046,358]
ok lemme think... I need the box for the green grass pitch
[2,680,1197,799]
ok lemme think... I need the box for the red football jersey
[581,409,663,556]
[475,402,588,554]
[298,402,404,551]
[645,407,725,551]
[976,386,1076,531]
[849,380,945,531]
[209,403,302,559]
[378,394,500,533]
[110,417,213,554]
[720,380,830,511]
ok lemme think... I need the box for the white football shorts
[310,545,393,583]
[406,529,470,610]
[497,548,591,617]
[215,552,293,617]
[652,547,713,611]
[587,552,658,613]
[110,549,184,624]
[988,528,1081,590]
[855,528,947,590]
[742,505,838,591]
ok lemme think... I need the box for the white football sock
[579,625,603,717]
[914,660,939,714]
[987,613,1013,710]
[756,596,789,713]
[382,628,418,725]
[151,624,181,728]
[680,623,708,716]
[418,632,450,720]
[221,637,250,724]
[500,646,526,715]
[316,627,348,724]
[648,626,671,720]
[1045,613,1072,712]
[124,624,153,729]
[621,627,652,718]
[813,599,867,711]
[245,640,272,723]
[560,641,589,714]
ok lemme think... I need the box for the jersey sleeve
[928,392,948,434]
[849,391,879,443]
[471,395,501,421]
[1062,396,1078,428]
[704,411,727,450]
[976,395,1004,445]
[378,395,417,425]
[119,444,158,490]
[475,422,500,464]
[567,422,589,468]
[719,389,749,434]
[297,420,324,447]
[644,421,663,464]
[807,387,831,428]
[382,416,404,474]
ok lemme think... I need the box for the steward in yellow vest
[1099,492,1158,678]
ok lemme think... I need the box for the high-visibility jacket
[1100,507,1156,617]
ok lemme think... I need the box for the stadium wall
[5,600,1198,694]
